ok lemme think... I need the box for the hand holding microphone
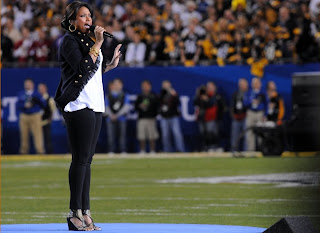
[89,25,114,41]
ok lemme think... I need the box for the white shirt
[64,50,105,113]
[125,42,146,67]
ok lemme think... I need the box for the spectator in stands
[230,78,248,152]
[159,80,185,153]
[148,32,166,65]
[194,81,225,152]
[3,17,22,44]
[309,0,320,20]
[125,32,146,67]
[38,83,56,154]
[180,1,202,27]
[230,31,250,64]
[13,26,33,63]
[273,6,299,59]
[164,30,181,63]
[244,77,266,151]
[265,81,285,125]
[105,78,130,154]
[13,0,33,29]
[215,31,234,65]
[29,28,52,62]
[171,0,185,15]
[171,13,184,33]
[17,78,46,154]
[180,20,202,66]
[214,0,231,18]
[1,30,14,62]
[1,0,319,66]
[264,30,282,63]
[135,80,159,154]
[112,19,125,42]
[295,3,320,62]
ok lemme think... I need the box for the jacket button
[75,80,78,83]
[79,74,82,78]
[86,43,89,46]
[78,32,81,35]
[81,39,84,42]
[87,66,90,68]
[85,60,88,63]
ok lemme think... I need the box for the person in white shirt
[125,32,146,67]
[55,1,121,231]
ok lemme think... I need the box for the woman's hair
[61,1,93,30]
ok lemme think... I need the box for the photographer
[266,81,285,125]
[194,82,225,152]
[17,78,46,154]
[159,80,185,152]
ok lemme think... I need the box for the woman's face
[74,6,92,34]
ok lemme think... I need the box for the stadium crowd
[1,0,320,66]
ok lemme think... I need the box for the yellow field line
[1,152,262,160]
[1,151,318,161]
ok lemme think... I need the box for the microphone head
[89,25,96,32]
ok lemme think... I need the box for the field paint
[184,203,249,209]
[112,212,320,218]
[3,152,318,160]
[1,161,68,168]
[1,160,118,168]
[1,152,263,160]
[4,196,319,203]
[204,204,249,207]
[120,209,170,212]
[158,172,320,188]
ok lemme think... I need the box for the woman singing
[54,1,121,231]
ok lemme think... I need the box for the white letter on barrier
[2,97,18,122]
[180,96,195,122]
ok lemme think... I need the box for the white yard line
[158,172,320,188]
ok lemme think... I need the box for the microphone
[89,25,114,38]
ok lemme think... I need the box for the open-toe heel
[67,209,90,231]
[83,210,101,231]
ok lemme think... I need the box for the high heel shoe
[67,209,90,231]
[83,210,101,231]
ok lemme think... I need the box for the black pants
[62,108,102,210]
[43,123,53,154]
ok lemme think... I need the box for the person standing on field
[17,78,46,154]
[38,83,56,154]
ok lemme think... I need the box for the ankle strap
[69,209,84,222]
[82,209,91,216]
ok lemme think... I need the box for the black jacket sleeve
[60,35,98,76]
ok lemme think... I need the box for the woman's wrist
[93,41,103,50]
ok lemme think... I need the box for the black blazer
[54,30,107,110]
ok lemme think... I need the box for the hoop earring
[69,24,76,32]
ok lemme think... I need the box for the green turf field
[1,155,320,230]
